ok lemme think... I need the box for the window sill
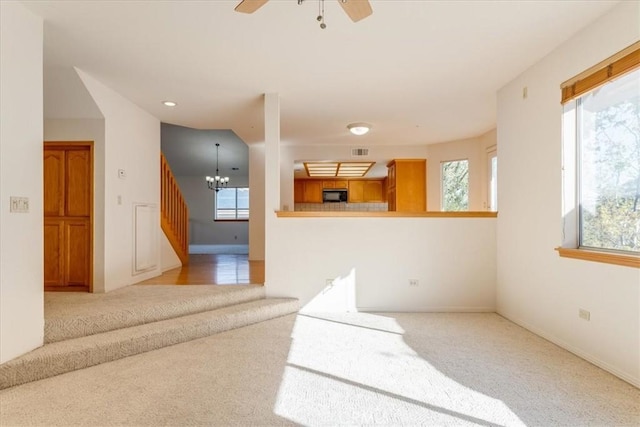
[555,247,640,269]
[214,219,249,222]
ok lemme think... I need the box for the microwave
[323,189,348,203]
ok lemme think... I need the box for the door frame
[44,141,94,292]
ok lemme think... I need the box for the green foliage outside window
[442,160,469,211]
[579,69,639,253]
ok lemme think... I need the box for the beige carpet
[1,312,638,426]
[1,285,298,389]
[44,284,266,342]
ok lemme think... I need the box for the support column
[263,93,280,290]
[264,93,280,212]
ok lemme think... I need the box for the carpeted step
[0,298,298,390]
[45,285,266,343]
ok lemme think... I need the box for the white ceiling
[30,0,618,172]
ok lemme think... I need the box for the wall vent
[351,147,369,157]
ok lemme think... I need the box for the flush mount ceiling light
[304,161,375,177]
[347,123,371,136]
[162,101,177,107]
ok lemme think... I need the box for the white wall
[426,129,496,211]
[249,144,266,260]
[497,1,640,386]
[160,232,181,272]
[0,2,44,363]
[267,217,497,312]
[76,69,162,292]
[176,176,249,248]
[44,119,107,292]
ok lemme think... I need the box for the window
[215,187,249,220]
[441,159,469,211]
[561,43,639,260]
[487,148,498,211]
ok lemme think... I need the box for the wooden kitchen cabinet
[295,180,322,203]
[323,180,348,189]
[348,180,385,203]
[296,178,384,204]
[364,180,384,202]
[294,180,305,203]
[348,180,365,203]
[387,159,426,212]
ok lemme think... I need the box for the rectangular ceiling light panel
[304,161,375,177]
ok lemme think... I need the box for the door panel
[66,149,91,217]
[364,180,383,202]
[43,150,65,217]
[44,220,65,287]
[65,221,90,286]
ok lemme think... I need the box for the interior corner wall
[44,119,107,292]
[249,144,265,261]
[426,130,497,211]
[496,1,640,387]
[0,2,44,363]
[75,69,162,292]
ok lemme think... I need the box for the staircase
[161,153,189,265]
[0,285,298,390]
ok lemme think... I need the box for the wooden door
[44,142,93,292]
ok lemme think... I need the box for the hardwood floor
[139,254,264,285]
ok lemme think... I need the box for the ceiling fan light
[348,123,371,136]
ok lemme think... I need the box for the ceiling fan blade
[338,0,372,22]
[234,0,269,14]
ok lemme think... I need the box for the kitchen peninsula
[294,158,427,213]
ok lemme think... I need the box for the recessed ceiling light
[347,122,371,136]
[162,101,177,107]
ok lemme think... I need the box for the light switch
[10,196,29,213]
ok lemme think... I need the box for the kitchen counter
[276,211,497,218]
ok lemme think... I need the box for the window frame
[214,187,249,222]
[486,146,498,212]
[440,158,470,212]
[558,42,640,268]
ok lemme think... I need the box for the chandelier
[205,143,230,192]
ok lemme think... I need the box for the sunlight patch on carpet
[274,312,525,426]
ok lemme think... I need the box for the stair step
[45,285,266,343]
[0,298,298,390]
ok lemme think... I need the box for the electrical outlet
[579,309,591,321]
[409,279,419,287]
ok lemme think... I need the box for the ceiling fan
[235,0,373,27]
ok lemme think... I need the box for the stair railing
[160,153,189,265]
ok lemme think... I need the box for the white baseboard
[497,309,640,389]
[357,306,496,313]
[189,244,249,255]
[161,261,181,272]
